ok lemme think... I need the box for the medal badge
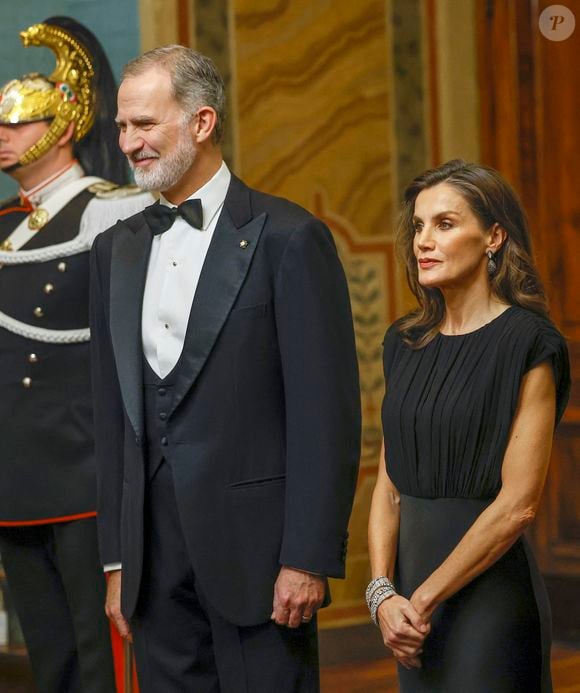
[28,208,50,230]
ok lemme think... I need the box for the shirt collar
[20,161,84,208]
[159,161,231,231]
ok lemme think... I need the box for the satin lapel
[169,206,267,417]
[109,220,152,437]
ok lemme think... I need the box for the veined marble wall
[139,0,436,628]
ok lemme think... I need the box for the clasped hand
[271,566,325,628]
[376,595,430,669]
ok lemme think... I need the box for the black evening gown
[381,306,570,693]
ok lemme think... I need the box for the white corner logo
[539,5,575,41]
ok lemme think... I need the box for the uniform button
[160,436,168,446]
[33,306,44,318]
[58,262,67,272]
[164,323,169,329]
[158,387,167,396]
[159,412,167,421]
[28,353,38,363]
[172,261,177,267]
[43,283,55,294]
[135,436,141,446]
[22,377,32,388]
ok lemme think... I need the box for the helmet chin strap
[18,110,71,167]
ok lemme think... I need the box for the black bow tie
[143,199,203,235]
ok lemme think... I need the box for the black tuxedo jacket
[90,175,361,626]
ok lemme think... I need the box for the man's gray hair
[122,45,226,143]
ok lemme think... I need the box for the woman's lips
[418,259,441,269]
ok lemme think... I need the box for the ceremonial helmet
[0,17,127,184]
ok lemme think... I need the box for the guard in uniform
[0,17,151,692]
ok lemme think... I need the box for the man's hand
[105,570,132,641]
[271,566,325,628]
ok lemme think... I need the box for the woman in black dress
[367,160,570,692]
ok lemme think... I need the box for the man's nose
[0,126,10,142]
[119,129,141,155]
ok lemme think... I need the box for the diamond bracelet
[366,576,397,626]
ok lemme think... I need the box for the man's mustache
[129,150,160,164]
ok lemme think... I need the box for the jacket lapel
[169,177,266,417]
[109,218,153,437]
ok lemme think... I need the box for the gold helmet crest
[0,22,95,166]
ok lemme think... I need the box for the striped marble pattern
[232,0,395,237]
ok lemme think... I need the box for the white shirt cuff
[103,562,122,572]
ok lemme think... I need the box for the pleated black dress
[381,306,570,693]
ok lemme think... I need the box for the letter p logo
[539,5,576,41]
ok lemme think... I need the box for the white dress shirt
[142,161,231,377]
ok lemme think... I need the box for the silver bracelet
[366,576,397,626]
[370,588,396,625]
[366,576,395,603]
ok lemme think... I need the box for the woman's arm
[368,442,429,668]
[410,361,556,620]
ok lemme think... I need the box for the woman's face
[412,183,491,291]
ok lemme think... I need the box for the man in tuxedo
[90,45,361,692]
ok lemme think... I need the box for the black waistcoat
[143,357,179,480]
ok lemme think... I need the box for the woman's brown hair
[396,159,549,348]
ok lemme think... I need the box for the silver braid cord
[0,311,90,343]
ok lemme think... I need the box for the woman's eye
[439,220,452,230]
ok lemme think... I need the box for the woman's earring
[486,249,497,277]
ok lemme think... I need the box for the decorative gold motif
[239,240,249,249]
[28,207,50,230]
[0,22,96,166]
[0,75,62,123]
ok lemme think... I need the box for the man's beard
[129,126,196,192]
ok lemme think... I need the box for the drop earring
[486,249,497,277]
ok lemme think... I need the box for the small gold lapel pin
[239,239,249,249]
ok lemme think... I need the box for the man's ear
[191,106,217,144]
[56,121,76,148]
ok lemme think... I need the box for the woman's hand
[376,594,430,669]
[410,586,438,624]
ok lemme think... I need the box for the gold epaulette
[87,181,146,200]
